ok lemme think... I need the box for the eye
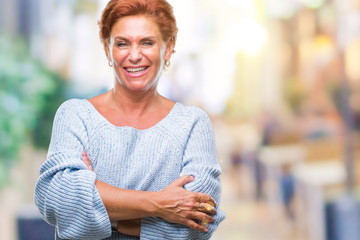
[142,41,154,47]
[116,42,128,48]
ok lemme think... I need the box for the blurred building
[2,0,360,239]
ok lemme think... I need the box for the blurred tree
[0,37,66,188]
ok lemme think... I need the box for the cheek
[151,52,163,65]
[112,51,127,62]
[144,47,163,61]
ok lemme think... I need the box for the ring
[201,219,209,227]
[197,202,205,211]
[198,202,215,212]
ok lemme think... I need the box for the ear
[164,38,175,62]
[104,41,111,60]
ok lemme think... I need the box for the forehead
[110,15,162,40]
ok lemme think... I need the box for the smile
[125,66,149,73]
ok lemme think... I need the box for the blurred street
[213,171,297,240]
[2,0,360,239]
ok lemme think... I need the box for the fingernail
[204,228,209,232]
[189,175,195,181]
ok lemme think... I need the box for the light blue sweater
[34,99,225,240]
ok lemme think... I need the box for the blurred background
[1,0,360,239]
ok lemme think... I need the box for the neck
[111,84,160,117]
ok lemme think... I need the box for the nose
[128,45,142,63]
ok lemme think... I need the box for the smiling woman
[34,0,225,239]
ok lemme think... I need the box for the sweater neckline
[83,99,179,131]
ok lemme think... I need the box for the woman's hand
[81,150,93,171]
[153,175,217,233]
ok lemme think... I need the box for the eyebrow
[114,36,158,41]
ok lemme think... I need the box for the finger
[85,151,91,160]
[86,161,93,171]
[82,150,88,161]
[82,149,88,155]
[183,219,209,233]
[81,153,89,163]
[84,161,93,171]
[81,151,93,171]
[81,154,87,163]
[200,219,210,227]
[169,175,195,188]
[196,203,217,215]
[196,193,217,207]
[187,211,214,225]
[83,151,90,160]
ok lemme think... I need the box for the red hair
[99,0,178,49]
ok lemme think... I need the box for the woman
[34,0,225,239]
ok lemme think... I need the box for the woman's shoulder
[59,98,86,108]
[55,98,90,119]
[57,98,88,110]
[173,102,210,121]
[166,102,213,133]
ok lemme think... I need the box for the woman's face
[108,15,173,93]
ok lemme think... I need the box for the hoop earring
[108,60,113,67]
[165,60,170,67]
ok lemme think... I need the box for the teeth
[126,67,147,73]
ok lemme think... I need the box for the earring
[108,60,113,67]
[165,60,170,67]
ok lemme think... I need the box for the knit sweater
[34,99,225,240]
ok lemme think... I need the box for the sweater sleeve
[141,109,225,240]
[34,100,111,239]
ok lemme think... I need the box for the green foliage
[31,68,66,149]
[0,37,66,188]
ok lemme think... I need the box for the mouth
[124,66,149,73]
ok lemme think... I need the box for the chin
[118,80,159,93]
[132,83,158,92]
